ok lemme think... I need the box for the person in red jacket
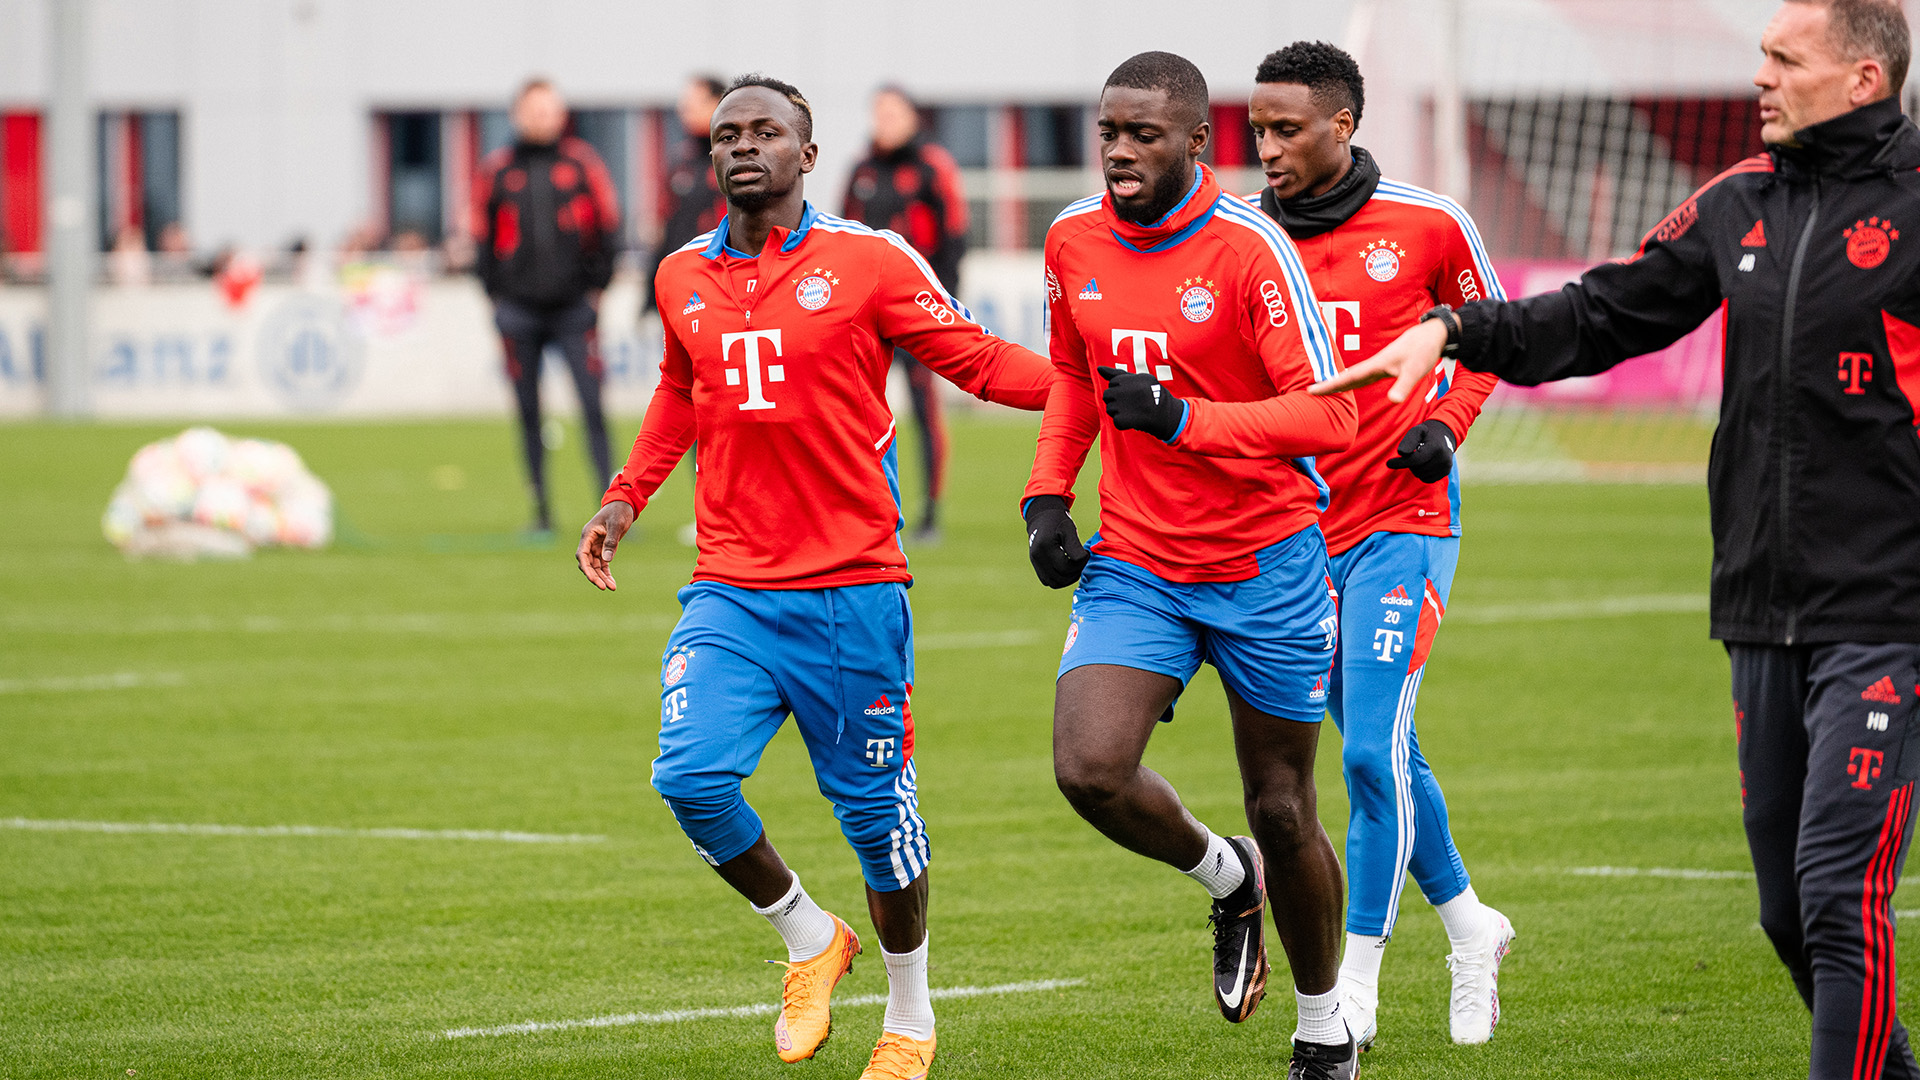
[843,85,972,542]
[1250,40,1513,1052]
[473,78,622,532]
[1020,51,1360,1079]
[575,74,1055,1080]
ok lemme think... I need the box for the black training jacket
[1455,97,1920,645]
[645,134,726,312]
[473,136,620,308]
[841,136,969,291]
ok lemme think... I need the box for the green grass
[0,414,1892,1078]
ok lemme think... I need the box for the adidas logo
[1381,585,1415,607]
[1078,278,1103,300]
[1740,220,1766,248]
[864,695,898,716]
[682,292,706,315]
[1862,676,1902,704]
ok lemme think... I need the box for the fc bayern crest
[796,275,833,310]
[1362,239,1406,282]
[662,646,694,687]
[1176,277,1217,323]
[1180,286,1216,323]
[1846,217,1899,269]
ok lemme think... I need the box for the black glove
[1097,366,1186,441]
[1385,419,1458,483]
[1022,495,1088,589]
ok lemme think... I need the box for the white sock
[1182,831,1247,899]
[881,937,935,1040]
[1338,932,1387,1005]
[1434,885,1486,949]
[1294,985,1346,1046]
[751,875,837,963]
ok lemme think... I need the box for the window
[96,110,182,251]
[1,112,39,260]
[383,111,443,243]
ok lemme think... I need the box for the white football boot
[1446,906,1515,1044]
[1339,978,1378,1052]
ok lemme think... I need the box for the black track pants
[894,349,946,531]
[1732,642,1920,1079]
[493,297,613,520]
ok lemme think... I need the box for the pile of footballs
[102,426,333,559]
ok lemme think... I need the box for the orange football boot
[859,1031,937,1079]
[772,914,862,1062]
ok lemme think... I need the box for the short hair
[1791,0,1911,93]
[1104,51,1210,131]
[874,83,917,109]
[515,77,556,102]
[725,73,814,143]
[690,74,727,102]
[1255,41,1366,127]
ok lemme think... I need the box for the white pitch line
[1450,594,1709,624]
[0,818,605,845]
[0,671,185,694]
[441,978,1087,1039]
[1568,866,1753,880]
[0,612,679,636]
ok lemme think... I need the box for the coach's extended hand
[577,501,637,591]
[1097,365,1186,441]
[1023,495,1088,589]
[1309,317,1450,403]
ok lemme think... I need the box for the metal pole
[45,0,92,419]
[1434,0,1471,203]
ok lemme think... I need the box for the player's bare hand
[1309,317,1450,403]
[577,501,636,591]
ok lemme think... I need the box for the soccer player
[1021,51,1360,1079]
[1315,3,1920,1076]
[1249,42,1516,1049]
[575,74,1054,1080]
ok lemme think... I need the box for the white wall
[0,0,1804,253]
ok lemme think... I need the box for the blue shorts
[649,581,928,892]
[1058,526,1339,722]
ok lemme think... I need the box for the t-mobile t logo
[721,329,785,410]
[1111,329,1173,381]
[865,738,896,767]
[662,688,689,725]
[1317,301,1361,354]
[1373,628,1404,662]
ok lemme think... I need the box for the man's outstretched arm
[1314,175,1729,400]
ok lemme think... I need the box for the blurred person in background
[842,85,969,543]
[474,77,622,533]
[645,74,728,313]
[108,224,152,286]
[1316,3,1920,1076]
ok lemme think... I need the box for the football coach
[1313,2,1920,1076]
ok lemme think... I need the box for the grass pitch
[0,413,1892,1078]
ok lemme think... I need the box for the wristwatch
[1419,305,1462,357]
